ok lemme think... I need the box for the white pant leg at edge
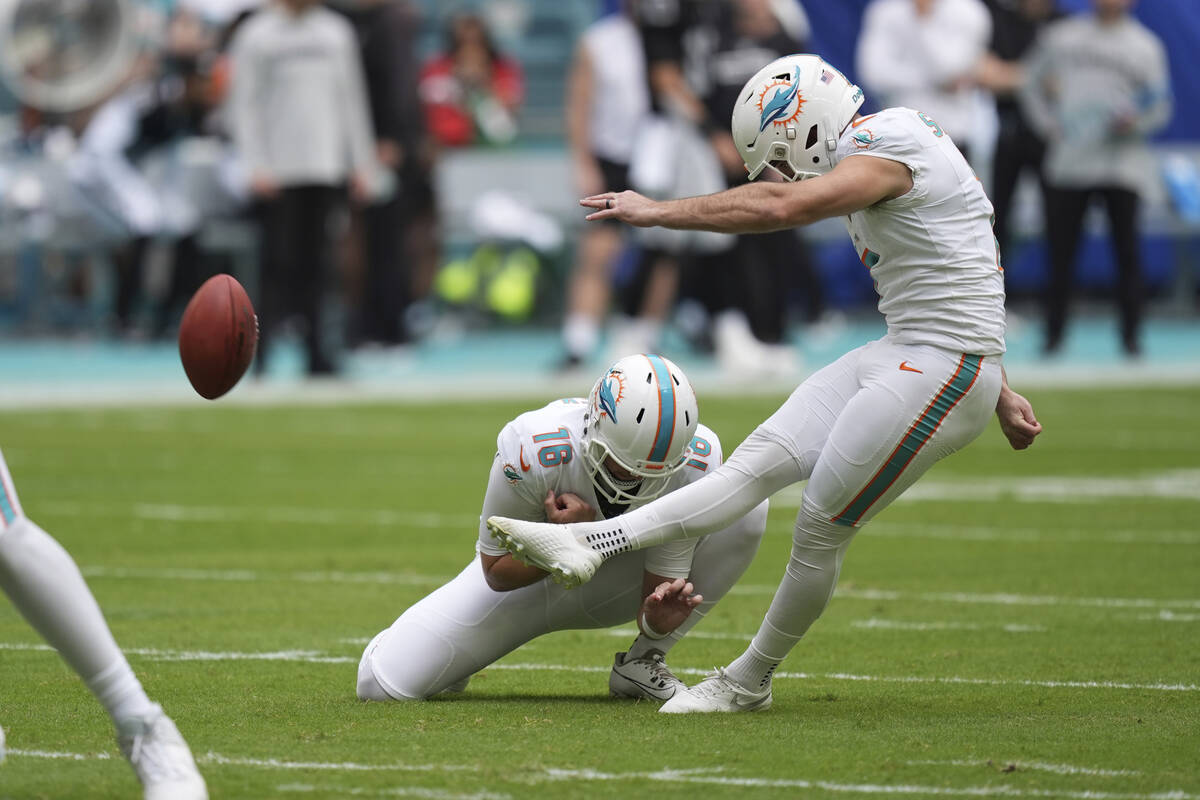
[358,506,768,700]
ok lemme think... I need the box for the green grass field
[0,386,1197,799]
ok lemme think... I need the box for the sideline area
[1,313,1198,409]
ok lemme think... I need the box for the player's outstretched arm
[995,368,1042,450]
[580,154,911,234]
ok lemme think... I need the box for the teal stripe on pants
[833,355,983,526]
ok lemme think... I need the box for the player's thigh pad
[806,343,1001,526]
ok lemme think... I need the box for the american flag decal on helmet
[820,69,833,84]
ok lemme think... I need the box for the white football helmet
[582,354,699,505]
[731,54,864,182]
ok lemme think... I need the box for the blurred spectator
[857,0,992,162]
[1019,0,1171,357]
[692,0,816,374]
[339,0,424,347]
[558,5,651,368]
[229,0,376,375]
[613,0,732,360]
[977,0,1062,263]
[419,13,524,149]
[70,29,210,335]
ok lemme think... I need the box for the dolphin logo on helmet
[732,54,865,182]
[597,370,621,423]
[757,65,803,133]
[581,354,699,506]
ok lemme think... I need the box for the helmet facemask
[582,435,677,506]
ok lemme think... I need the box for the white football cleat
[609,650,686,701]
[658,668,772,713]
[485,516,602,588]
[117,705,208,800]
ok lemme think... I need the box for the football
[178,274,258,400]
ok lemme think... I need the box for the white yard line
[0,642,356,664]
[851,619,1047,633]
[540,767,1194,799]
[2,643,1194,691]
[275,784,510,800]
[81,566,446,587]
[201,753,480,772]
[772,470,1200,506]
[38,499,1200,546]
[72,564,1200,613]
[906,759,1141,778]
[1137,611,1200,623]
[39,501,475,530]
[484,663,1200,693]
[731,585,1200,612]
[860,522,1200,547]
[6,751,1192,800]
[7,748,114,760]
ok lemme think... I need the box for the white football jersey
[478,398,722,575]
[837,107,1006,356]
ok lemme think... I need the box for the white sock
[569,431,798,559]
[563,313,600,359]
[626,634,667,660]
[724,646,780,692]
[0,518,156,725]
[727,501,857,692]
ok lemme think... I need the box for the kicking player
[485,54,1043,712]
[357,354,768,702]
[0,450,207,798]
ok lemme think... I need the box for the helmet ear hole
[805,124,819,149]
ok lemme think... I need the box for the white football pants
[562,338,1002,666]
[357,501,767,700]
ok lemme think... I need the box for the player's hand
[996,386,1042,450]
[640,578,703,636]
[543,490,596,524]
[580,191,658,227]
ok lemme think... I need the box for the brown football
[178,274,258,400]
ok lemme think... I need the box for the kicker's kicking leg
[487,431,799,586]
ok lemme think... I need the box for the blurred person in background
[612,0,731,360]
[692,0,818,374]
[857,0,992,164]
[338,0,425,348]
[229,0,376,376]
[558,4,651,369]
[1019,0,1171,358]
[419,12,524,150]
[977,0,1061,265]
[97,6,234,339]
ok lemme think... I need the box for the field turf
[0,385,1197,799]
